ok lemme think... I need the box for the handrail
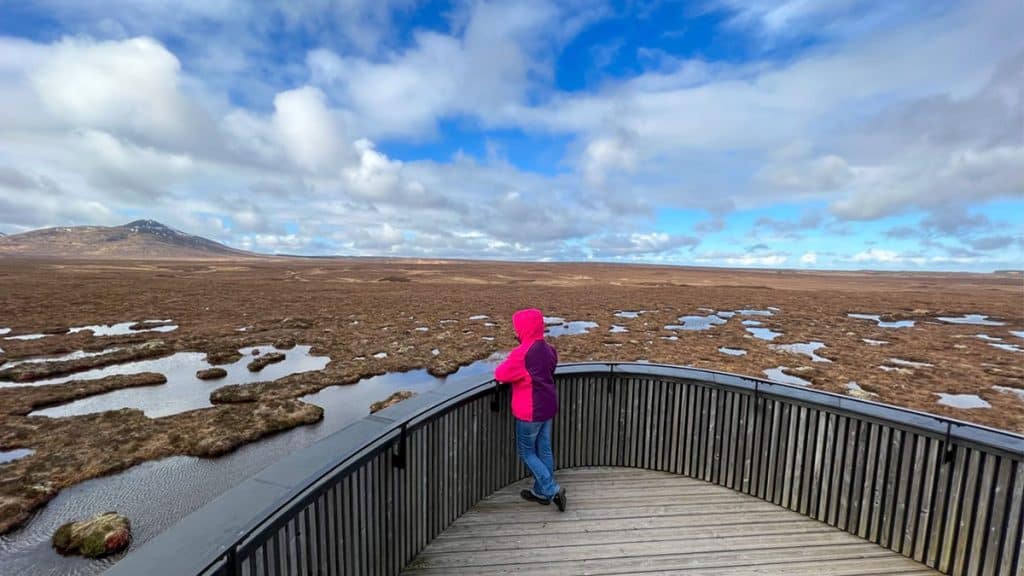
[583,362,1022,455]
[226,373,502,567]
[106,362,1024,576]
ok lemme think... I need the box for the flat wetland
[0,257,1021,571]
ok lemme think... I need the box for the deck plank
[403,467,941,576]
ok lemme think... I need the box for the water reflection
[762,367,811,386]
[665,315,726,331]
[28,346,329,418]
[771,342,832,363]
[993,386,1024,401]
[736,309,774,317]
[936,314,1005,326]
[845,381,876,398]
[302,354,503,420]
[0,448,33,464]
[887,358,933,369]
[4,333,48,341]
[746,327,783,341]
[936,393,990,409]
[0,356,504,576]
[847,313,915,328]
[69,321,178,336]
[990,343,1022,353]
[544,318,599,336]
[4,348,122,369]
[718,347,746,356]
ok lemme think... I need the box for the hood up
[512,308,545,342]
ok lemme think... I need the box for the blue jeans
[515,418,560,500]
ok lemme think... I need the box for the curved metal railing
[106,363,1024,576]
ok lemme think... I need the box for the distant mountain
[0,220,253,259]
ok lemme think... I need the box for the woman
[494,308,566,511]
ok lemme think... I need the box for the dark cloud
[885,225,918,239]
[970,235,1017,251]
[695,217,726,234]
[0,166,38,190]
[752,211,823,238]
[921,211,992,236]
[832,48,1024,220]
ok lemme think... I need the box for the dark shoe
[553,488,567,512]
[520,489,550,505]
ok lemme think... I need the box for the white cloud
[0,167,114,229]
[274,0,417,54]
[715,0,865,38]
[581,133,639,185]
[851,248,902,263]
[589,232,699,257]
[307,0,562,138]
[236,233,313,254]
[342,139,405,200]
[338,222,406,252]
[694,250,789,266]
[231,206,270,233]
[0,0,1020,271]
[30,36,209,148]
[800,251,817,264]
[501,0,1023,214]
[73,129,195,198]
[273,86,352,173]
[727,254,787,266]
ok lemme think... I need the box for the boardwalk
[403,467,942,575]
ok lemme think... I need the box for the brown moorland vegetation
[0,257,1021,534]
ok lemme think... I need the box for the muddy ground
[0,258,1021,534]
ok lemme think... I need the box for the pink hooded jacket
[494,309,559,422]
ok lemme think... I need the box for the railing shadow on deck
[105,362,1024,576]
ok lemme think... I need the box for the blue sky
[0,0,1021,271]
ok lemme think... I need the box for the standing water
[0,355,504,576]
[847,313,915,329]
[762,367,811,386]
[0,449,34,464]
[936,314,1005,326]
[28,346,329,418]
[68,321,178,336]
[543,317,599,336]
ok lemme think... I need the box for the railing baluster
[106,363,1023,576]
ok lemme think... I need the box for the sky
[0,0,1021,271]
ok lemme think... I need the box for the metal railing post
[490,380,501,412]
[392,423,407,469]
[943,421,955,464]
[224,545,239,576]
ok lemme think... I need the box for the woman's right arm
[494,346,527,384]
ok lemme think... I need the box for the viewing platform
[106,363,1024,576]
[404,467,940,575]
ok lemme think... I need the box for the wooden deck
[403,467,942,575]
